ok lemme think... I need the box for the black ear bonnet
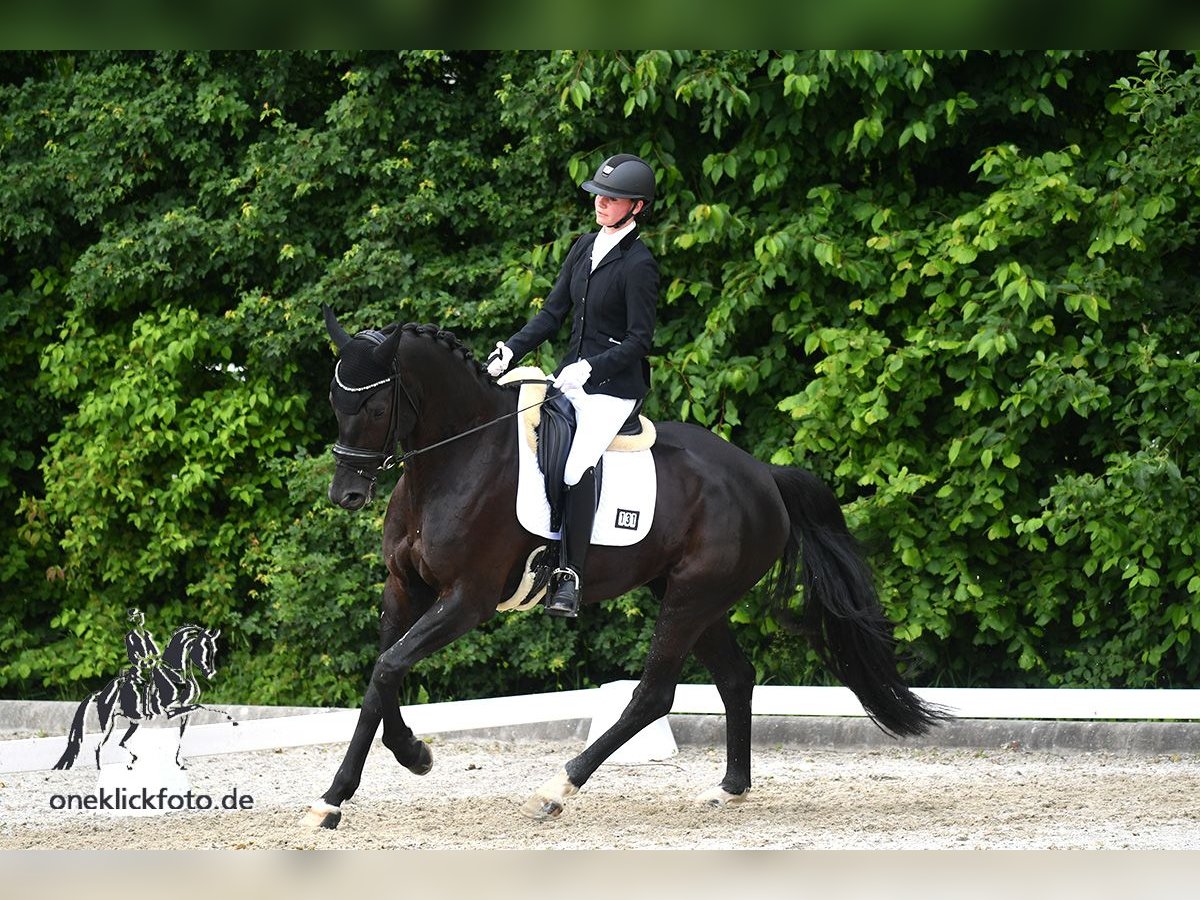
[332,329,395,414]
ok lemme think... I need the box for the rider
[124,607,167,716]
[486,153,659,618]
[125,608,161,674]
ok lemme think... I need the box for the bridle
[331,358,557,481]
[330,357,417,477]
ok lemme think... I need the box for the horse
[305,308,947,829]
[53,623,235,770]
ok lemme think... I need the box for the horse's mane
[392,322,511,392]
[167,622,208,639]
[160,623,214,668]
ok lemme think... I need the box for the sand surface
[3,735,1198,850]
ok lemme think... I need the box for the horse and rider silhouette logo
[53,609,236,771]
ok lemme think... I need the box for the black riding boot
[546,466,598,618]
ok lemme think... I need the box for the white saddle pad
[501,368,657,547]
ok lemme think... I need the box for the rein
[332,368,559,477]
[393,387,561,467]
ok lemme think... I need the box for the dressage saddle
[537,392,643,531]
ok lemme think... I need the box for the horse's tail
[52,693,95,770]
[768,466,948,737]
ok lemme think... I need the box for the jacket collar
[587,224,640,272]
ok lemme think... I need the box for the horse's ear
[373,327,402,368]
[323,304,352,350]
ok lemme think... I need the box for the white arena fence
[3,683,1200,774]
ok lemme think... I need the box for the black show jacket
[505,227,658,401]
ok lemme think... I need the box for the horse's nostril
[329,479,374,510]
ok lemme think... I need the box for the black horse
[54,624,234,770]
[305,309,946,828]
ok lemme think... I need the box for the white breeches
[561,387,637,486]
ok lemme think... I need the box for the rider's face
[593,193,641,231]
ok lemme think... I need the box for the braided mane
[400,323,475,360]
[397,322,508,389]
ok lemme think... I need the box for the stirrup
[546,568,581,618]
[550,567,579,588]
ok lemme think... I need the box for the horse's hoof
[521,795,564,821]
[302,800,343,830]
[406,742,433,776]
[696,785,750,808]
[520,769,577,821]
[385,738,434,776]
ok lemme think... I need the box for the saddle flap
[536,393,575,530]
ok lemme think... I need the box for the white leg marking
[696,785,750,807]
[521,769,579,820]
[301,798,342,829]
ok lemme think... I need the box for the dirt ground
[3,734,1199,850]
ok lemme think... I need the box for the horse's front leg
[117,722,139,769]
[169,702,238,726]
[304,569,463,830]
[163,706,225,769]
[376,578,439,776]
[372,583,490,763]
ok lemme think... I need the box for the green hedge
[2,50,1197,706]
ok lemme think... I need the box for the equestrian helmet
[580,153,656,203]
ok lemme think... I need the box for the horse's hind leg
[176,714,189,769]
[92,685,121,768]
[690,620,755,806]
[521,602,707,820]
[95,715,117,769]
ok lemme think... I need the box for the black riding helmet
[580,153,656,203]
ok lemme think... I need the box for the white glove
[486,342,513,378]
[553,359,592,393]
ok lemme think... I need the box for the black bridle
[330,356,417,478]
[331,362,558,481]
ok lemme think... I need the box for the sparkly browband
[334,360,396,393]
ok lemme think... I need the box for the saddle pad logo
[615,509,640,530]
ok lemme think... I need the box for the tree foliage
[1,50,1197,704]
